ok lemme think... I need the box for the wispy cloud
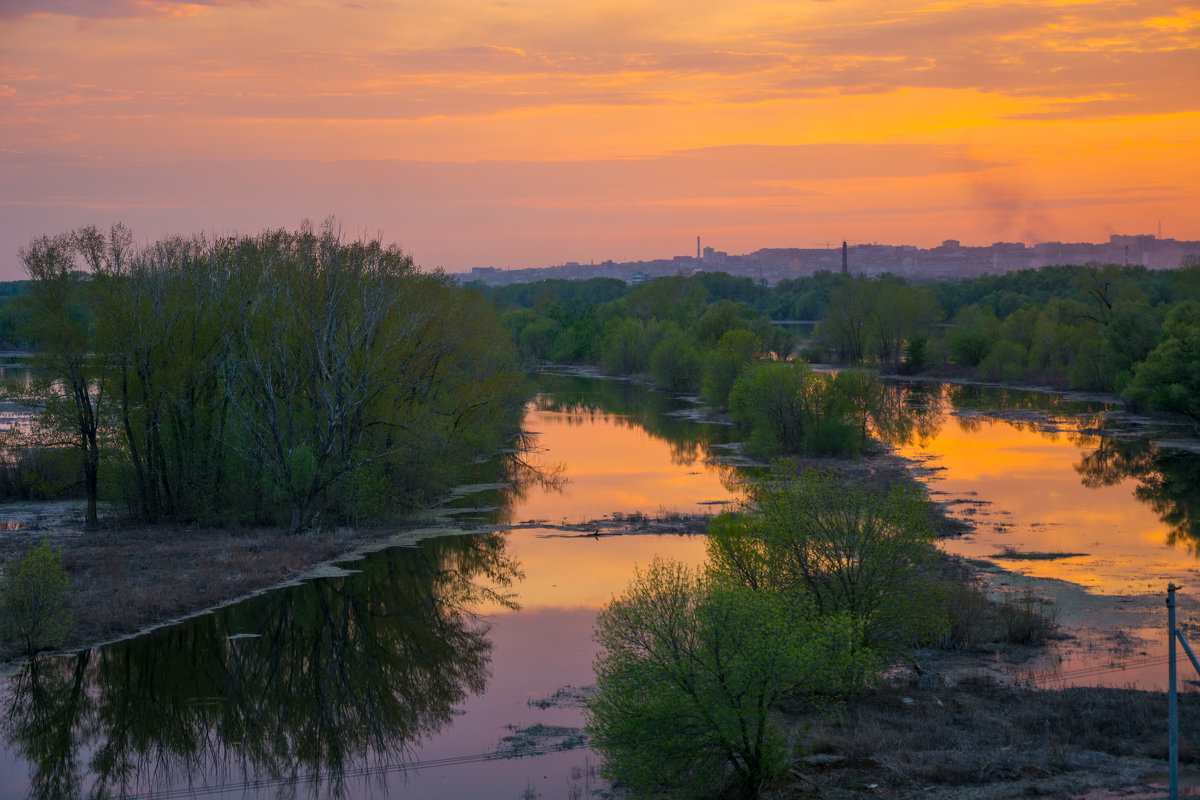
[0,0,266,21]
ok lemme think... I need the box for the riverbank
[0,500,725,668]
[0,501,468,667]
[778,676,1200,799]
[0,365,1159,670]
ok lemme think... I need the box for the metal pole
[1179,628,1200,678]
[1169,582,1179,800]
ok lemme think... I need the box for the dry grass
[774,678,1200,798]
[0,520,377,661]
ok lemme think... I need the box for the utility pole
[1170,582,1179,800]
[1166,583,1200,798]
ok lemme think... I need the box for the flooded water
[894,382,1200,690]
[2,372,1200,797]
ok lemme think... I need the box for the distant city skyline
[464,232,1200,285]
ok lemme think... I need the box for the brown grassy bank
[0,508,426,665]
[774,677,1200,799]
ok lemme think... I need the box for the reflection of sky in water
[383,531,713,799]
[896,406,1197,596]
[512,406,737,523]
[893,399,1200,692]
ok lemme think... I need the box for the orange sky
[1,0,1198,277]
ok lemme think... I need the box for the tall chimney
[841,241,848,275]
[697,236,701,260]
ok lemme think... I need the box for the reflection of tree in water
[533,373,733,468]
[440,425,569,525]
[871,382,945,447]
[536,372,952,461]
[936,383,1111,440]
[3,533,521,799]
[1076,438,1200,552]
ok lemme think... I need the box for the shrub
[707,466,946,654]
[1,538,73,656]
[997,592,1058,645]
[588,559,861,799]
[938,578,996,648]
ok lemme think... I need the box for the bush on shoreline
[0,538,72,657]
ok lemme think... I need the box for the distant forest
[473,258,1200,424]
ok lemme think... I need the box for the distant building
[458,233,1200,286]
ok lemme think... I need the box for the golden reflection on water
[897,409,1199,596]
[500,531,712,613]
[472,406,735,614]
[513,407,737,524]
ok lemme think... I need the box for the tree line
[482,273,932,459]
[9,220,525,532]
[477,257,1200,430]
[776,261,1200,418]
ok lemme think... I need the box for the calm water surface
[2,374,1199,798]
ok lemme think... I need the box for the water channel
[2,371,1199,799]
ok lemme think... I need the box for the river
[1,371,1198,799]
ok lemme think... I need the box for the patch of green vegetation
[991,547,1088,561]
[0,539,72,657]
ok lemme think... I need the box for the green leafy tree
[1,539,73,656]
[728,362,823,456]
[17,221,525,532]
[820,279,873,363]
[15,227,133,529]
[90,232,243,522]
[623,275,706,326]
[649,328,703,392]
[707,466,944,653]
[701,329,763,408]
[870,279,942,367]
[588,558,859,800]
[600,317,646,375]
[979,339,1028,382]
[691,299,769,350]
[728,363,913,457]
[946,304,999,367]
[1123,301,1200,424]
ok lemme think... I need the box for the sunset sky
[2,0,1198,278]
